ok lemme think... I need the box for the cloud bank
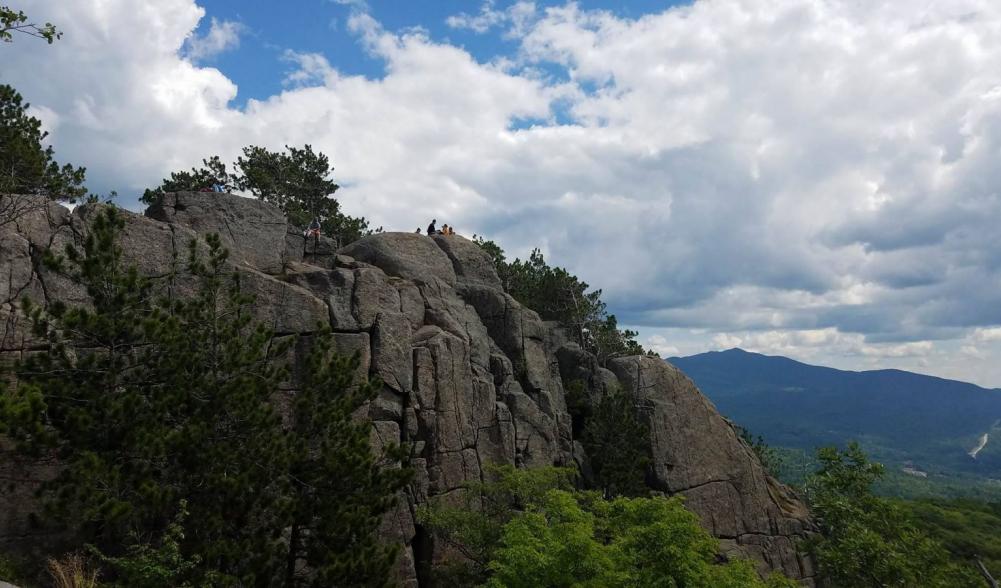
[5,0,1001,385]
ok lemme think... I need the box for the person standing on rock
[427,219,436,235]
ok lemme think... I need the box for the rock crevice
[0,193,815,585]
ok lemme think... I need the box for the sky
[5,0,1001,387]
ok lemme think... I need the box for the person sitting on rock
[304,217,322,238]
[441,224,450,235]
[427,219,436,235]
[415,227,422,234]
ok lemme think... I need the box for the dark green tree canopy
[0,84,86,201]
[140,155,232,203]
[473,237,647,364]
[0,207,409,585]
[578,386,651,498]
[142,145,374,245]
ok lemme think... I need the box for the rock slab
[0,192,815,585]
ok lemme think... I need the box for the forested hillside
[671,348,1001,494]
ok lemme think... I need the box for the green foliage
[417,465,576,583]
[233,144,374,244]
[505,249,602,328]
[0,207,409,585]
[804,442,982,587]
[91,500,201,588]
[486,490,794,588]
[283,333,413,587]
[579,388,650,498]
[0,84,87,202]
[0,552,29,586]
[1,6,60,43]
[420,465,793,588]
[233,144,336,220]
[896,497,1001,583]
[471,238,645,365]
[735,425,784,478]
[142,145,374,245]
[140,156,231,204]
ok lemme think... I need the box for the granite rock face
[0,193,815,585]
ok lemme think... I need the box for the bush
[419,465,794,587]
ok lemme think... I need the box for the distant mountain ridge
[669,348,1001,480]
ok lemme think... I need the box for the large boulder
[431,234,502,289]
[146,191,289,274]
[339,232,456,287]
[608,356,815,581]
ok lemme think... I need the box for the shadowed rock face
[0,193,815,585]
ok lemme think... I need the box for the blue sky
[7,0,1001,386]
[196,1,690,107]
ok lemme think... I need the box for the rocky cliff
[0,192,815,585]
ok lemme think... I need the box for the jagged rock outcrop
[0,192,815,585]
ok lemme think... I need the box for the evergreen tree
[0,206,410,585]
[142,145,374,245]
[140,156,232,204]
[233,144,373,244]
[580,387,651,498]
[283,334,412,587]
[471,239,646,364]
[0,84,87,226]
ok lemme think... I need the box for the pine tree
[1,206,410,585]
[283,336,412,587]
[140,156,232,204]
[233,144,373,244]
[0,84,87,227]
[581,387,651,498]
[471,240,646,364]
[142,145,374,245]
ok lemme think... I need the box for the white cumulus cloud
[6,0,1001,386]
[185,17,244,62]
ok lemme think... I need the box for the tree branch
[977,557,998,588]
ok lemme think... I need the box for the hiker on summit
[427,219,436,235]
[415,227,422,234]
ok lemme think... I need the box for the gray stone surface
[431,234,502,289]
[146,191,289,274]
[340,232,457,287]
[608,356,814,580]
[372,312,413,393]
[0,193,815,585]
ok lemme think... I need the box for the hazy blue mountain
[669,348,1001,481]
